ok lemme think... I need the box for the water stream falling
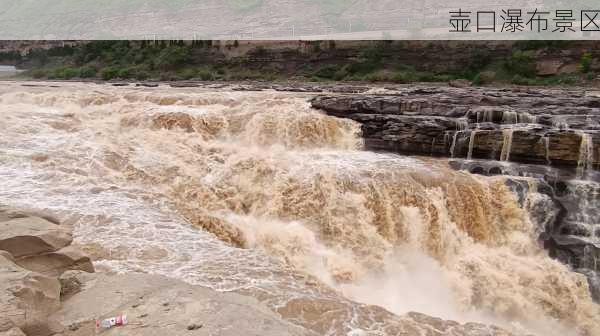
[544,136,551,165]
[450,118,469,159]
[0,82,599,336]
[502,110,518,124]
[577,132,595,179]
[500,129,515,162]
[467,130,477,160]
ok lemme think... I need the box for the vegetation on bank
[2,40,598,86]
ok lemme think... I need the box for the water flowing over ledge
[311,86,600,172]
[0,82,599,336]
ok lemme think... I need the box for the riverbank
[3,40,600,87]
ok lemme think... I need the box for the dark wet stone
[469,166,485,175]
[488,167,503,175]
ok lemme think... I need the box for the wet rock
[135,83,159,87]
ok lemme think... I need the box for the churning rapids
[0,82,598,336]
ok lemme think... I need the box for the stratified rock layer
[311,86,600,169]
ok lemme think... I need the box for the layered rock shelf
[311,86,600,172]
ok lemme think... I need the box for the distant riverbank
[2,40,600,87]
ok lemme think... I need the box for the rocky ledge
[0,206,315,336]
[311,86,600,171]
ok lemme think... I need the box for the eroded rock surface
[0,252,61,336]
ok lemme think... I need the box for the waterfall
[553,116,570,130]
[476,109,494,123]
[500,128,514,162]
[543,136,551,165]
[450,131,460,158]
[518,112,537,124]
[467,130,477,160]
[450,118,468,158]
[502,110,518,124]
[577,132,594,179]
[0,84,599,336]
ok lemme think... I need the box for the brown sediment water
[0,82,598,336]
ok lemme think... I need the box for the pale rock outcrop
[16,246,94,277]
[0,253,61,336]
[0,217,71,258]
[0,206,95,336]
[51,273,317,336]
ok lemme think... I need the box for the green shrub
[391,71,417,83]
[30,69,47,79]
[431,74,455,82]
[504,50,536,77]
[155,46,191,69]
[197,69,215,80]
[48,67,79,79]
[179,68,197,80]
[79,66,97,78]
[100,66,120,80]
[135,70,150,80]
[117,67,132,78]
[313,65,340,79]
[472,71,496,85]
[586,73,595,81]
[511,74,528,85]
[579,52,593,73]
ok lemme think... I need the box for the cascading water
[450,118,468,158]
[0,82,599,336]
[467,130,477,160]
[577,132,595,179]
[500,129,515,162]
[544,136,551,165]
[502,110,518,124]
